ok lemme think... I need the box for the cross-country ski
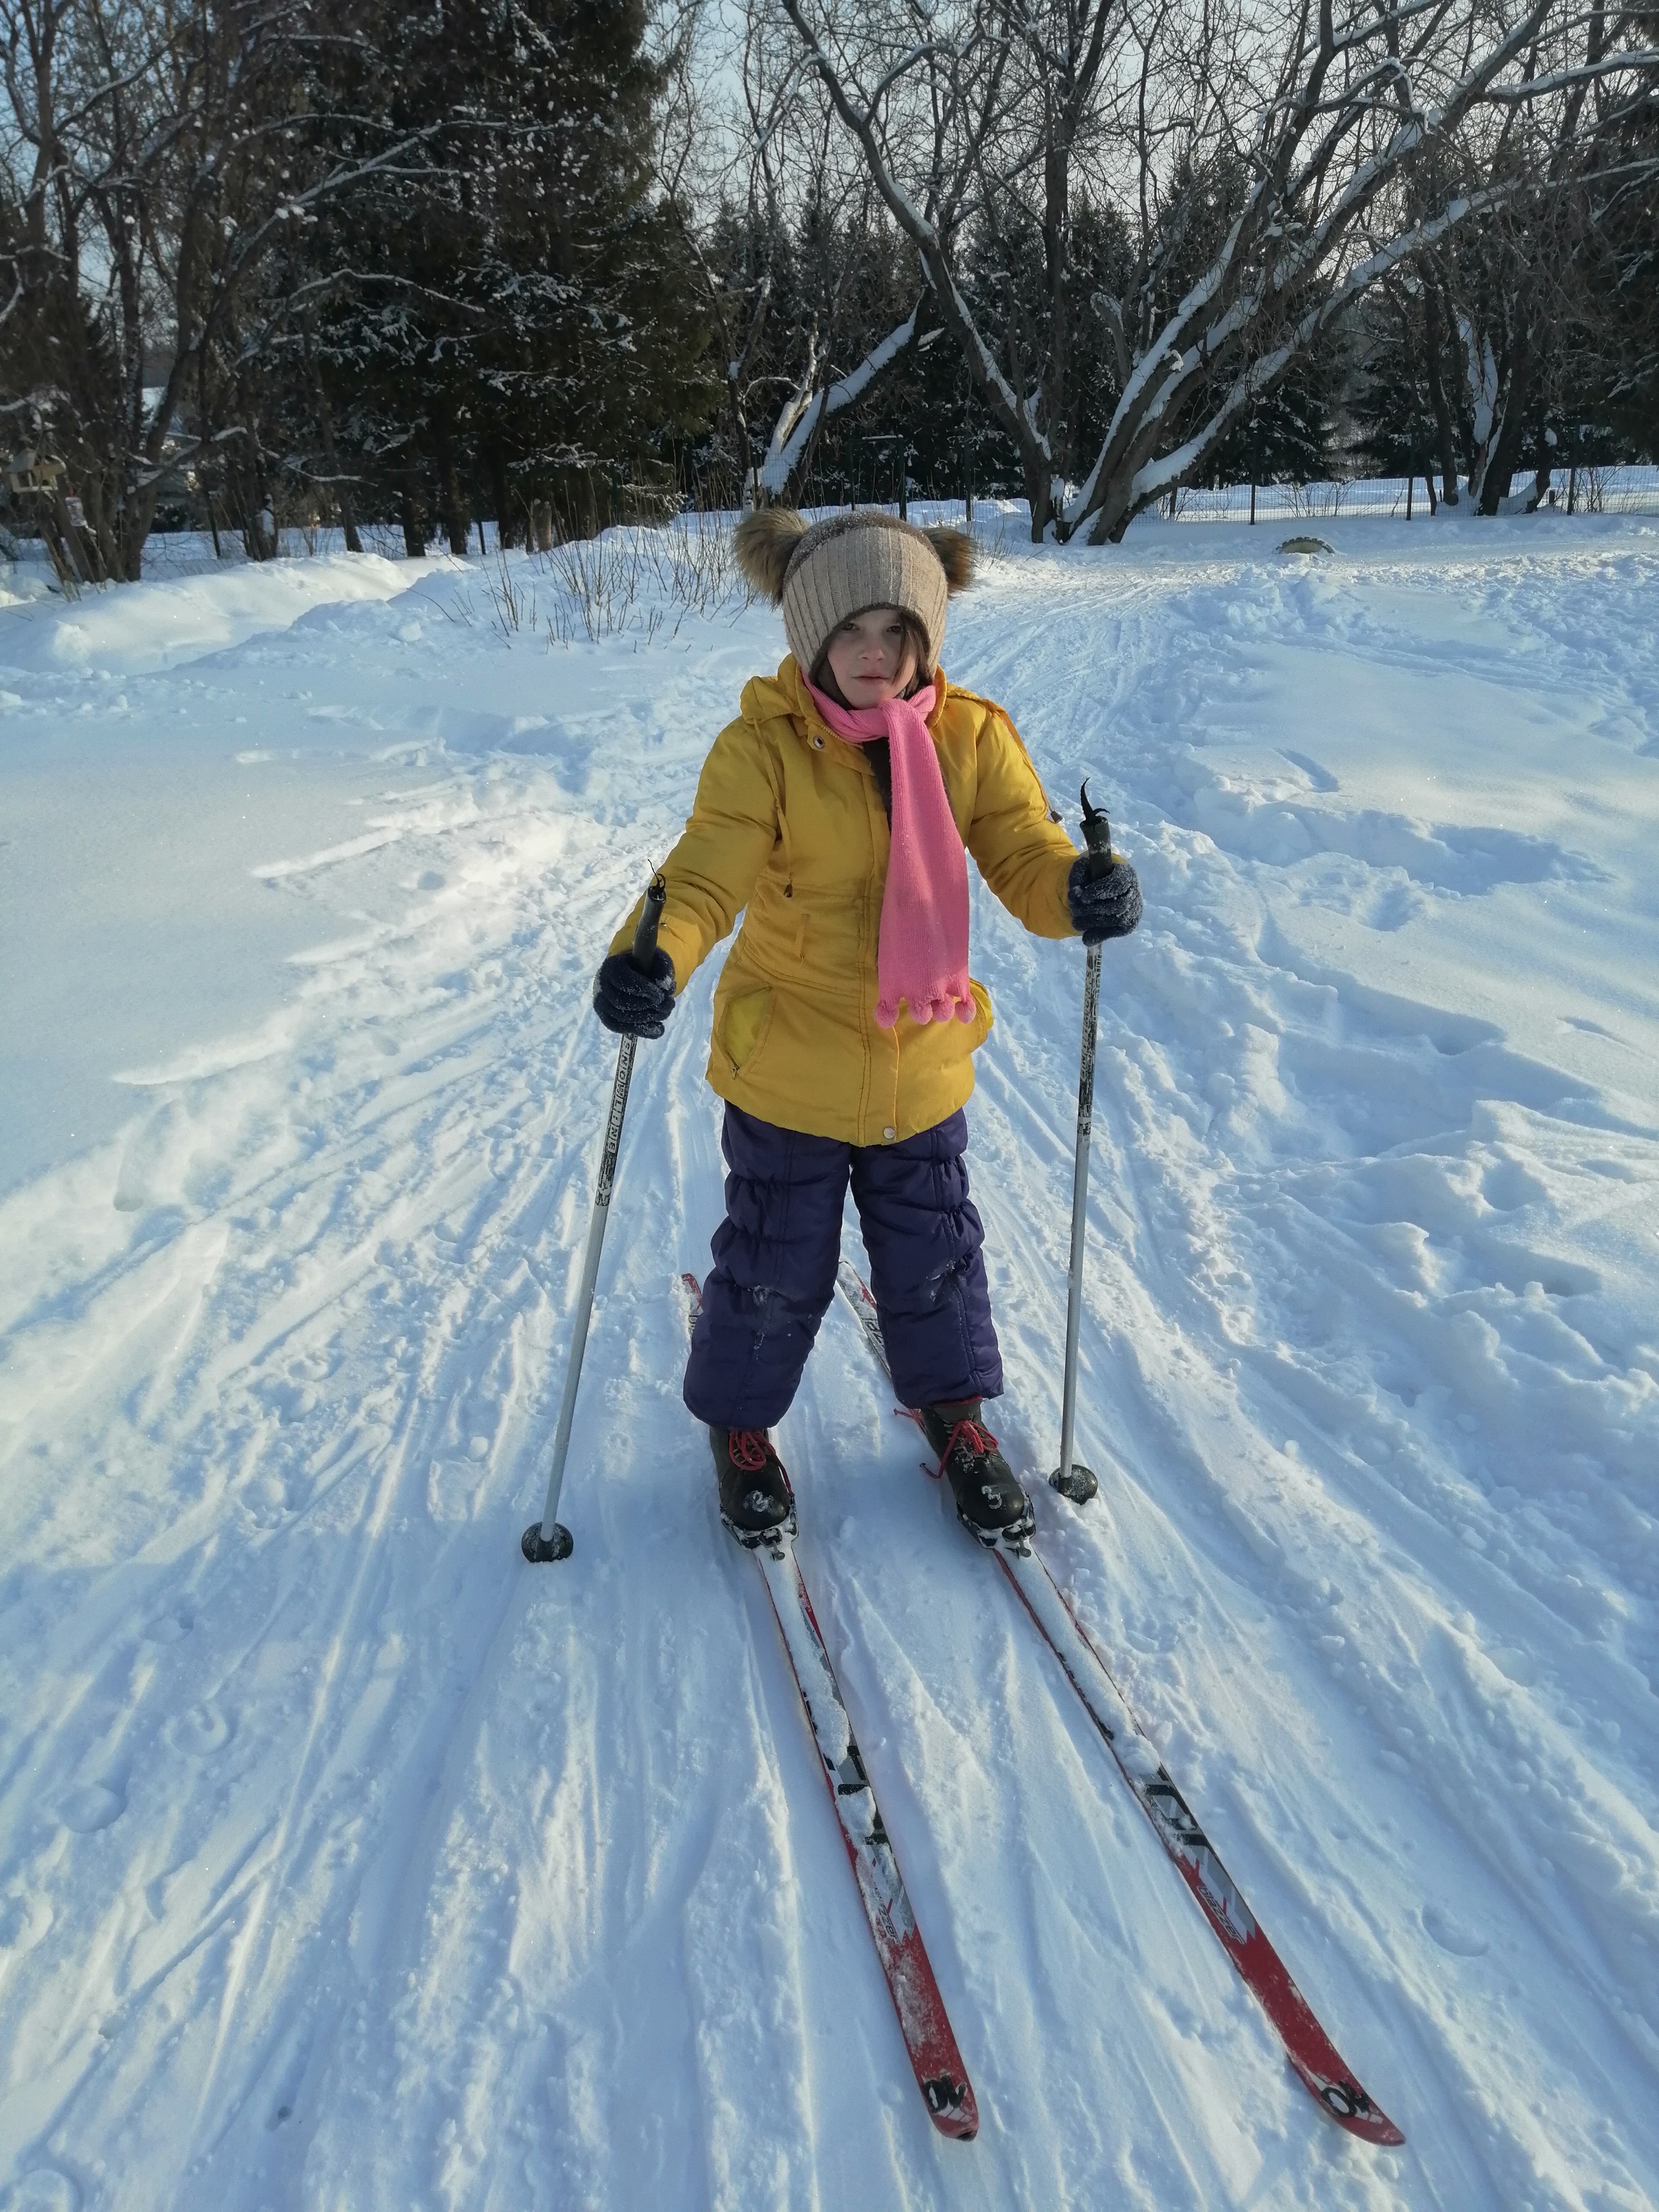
[837,1258,1406,2146]
[677,1274,977,2141]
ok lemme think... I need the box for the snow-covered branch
[757,306,920,497]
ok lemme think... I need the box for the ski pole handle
[630,874,667,970]
[1080,780,1113,881]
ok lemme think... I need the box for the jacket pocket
[901,977,992,1069]
[961,977,993,1050]
[721,987,775,1074]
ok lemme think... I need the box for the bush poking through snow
[466,513,754,649]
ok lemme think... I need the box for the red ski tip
[1293,2060,1406,2145]
[924,2074,979,2139]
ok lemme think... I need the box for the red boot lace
[729,1428,770,1472]
[938,1417,998,1474]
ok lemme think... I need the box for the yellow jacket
[610,656,1080,1147]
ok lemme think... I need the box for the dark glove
[1068,853,1142,946]
[593,949,676,1037]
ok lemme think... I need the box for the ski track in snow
[1,518,1656,2209]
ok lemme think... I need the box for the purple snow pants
[682,1102,1003,1430]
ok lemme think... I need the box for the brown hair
[808,607,933,707]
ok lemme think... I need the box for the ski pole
[522,873,667,1564]
[1051,784,1112,1505]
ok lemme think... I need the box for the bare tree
[656,0,791,497]
[1415,1,1659,508]
[1,0,449,577]
[656,0,925,505]
[771,0,1659,539]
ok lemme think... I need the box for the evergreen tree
[280,0,714,545]
[1343,288,1443,483]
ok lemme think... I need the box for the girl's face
[823,607,919,706]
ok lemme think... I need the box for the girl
[594,508,1141,1552]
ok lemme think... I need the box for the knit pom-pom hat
[734,507,973,677]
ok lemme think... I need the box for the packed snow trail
[1,516,1656,2209]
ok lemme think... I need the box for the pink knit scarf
[804,678,974,1030]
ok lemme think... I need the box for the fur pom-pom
[734,506,808,603]
[925,525,975,593]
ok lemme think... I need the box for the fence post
[1406,470,1414,522]
[1249,480,1256,525]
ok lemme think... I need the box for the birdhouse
[6,450,67,494]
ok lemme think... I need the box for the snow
[2,508,1657,2209]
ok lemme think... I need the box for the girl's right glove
[593,949,676,1037]
[1067,854,1143,945]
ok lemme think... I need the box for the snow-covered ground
[1,508,1656,2211]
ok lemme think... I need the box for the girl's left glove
[593,949,676,1037]
[1068,854,1143,945]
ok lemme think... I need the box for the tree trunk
[117,499,148,582]
[999,297,1055,540]
[401,482,429,558]
[305,327,361,554]
[488,443,517,550]
[242,464,276,558]
[1422,278,1461,506]
[1025,454,1055,540]
[197,357,224,557]
[234,386,276,559]
[1086,414,1169,543]
[728,373,754,509]
[433,401,470,555]
[46,487,93,588]
[1042,129,1074,501]
[79,476,123,583]
[1476,322,1532,514]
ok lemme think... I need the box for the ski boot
[711,1427,797,1554]
[920,1400,1035,1552]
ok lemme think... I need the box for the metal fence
[1131,464,1659,526]
[816,465,1659,540]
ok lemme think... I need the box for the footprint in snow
[1278,746,1340,792]
[163,1702,232,1757]
[3,2170,82,2212]
[139,1611,193,1645]
[59,1783,125,1834]
[1360,877,1424,932]
[0,1892,53,1953]
[1423,1903,1490,1956]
